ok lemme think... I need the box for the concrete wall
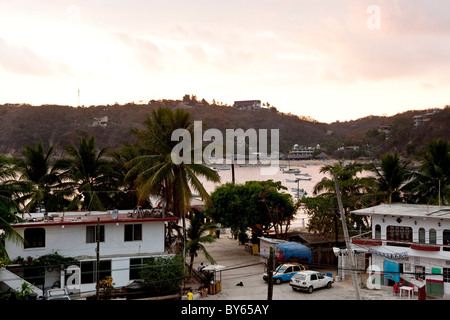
[6,221,166,260]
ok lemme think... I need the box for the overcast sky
[0,0,449,123]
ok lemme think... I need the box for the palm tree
[14,142,67,214]
[60,136,115,211]
[410,139,450,205]
[0,154,24,260]
[371,152,411,204]
[125,107,220,252]
[313,160,375,230]
[186,211,217,274]
[125,107,220,217]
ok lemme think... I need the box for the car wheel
[307,286,313,294]
[275,278,282,285]
[326,281,332,289]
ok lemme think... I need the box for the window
[129,257,152,280]
[429,229,437,244]
[375,225,381,239]
[418,228,425,243]
[387,226,412,247]
[86,225,105,243]
[24,228,45,248]
[387,226,412,243]
[310,274,317,281]
[124,224,142,241]
[285,267,293,273]
[443,230,450,251]
[444,268,450,283]
[80,260,111,284]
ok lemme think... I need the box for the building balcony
[351,236,450,252]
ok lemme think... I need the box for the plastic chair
[393,284,400,294]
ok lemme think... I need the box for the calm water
[199,160,337,230]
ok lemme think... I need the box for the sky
[0,0,449,123]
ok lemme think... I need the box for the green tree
[206,180,297,239]
[139,254,185,295]
[312,160,375,231]
[60,136,115,211]
[14,142,69,213]
[125,107,220,247]
[126,107,220,216]
[410,139,450,205]
[0,154,24,260]
[370,152,411,204]
[186,211,217,274]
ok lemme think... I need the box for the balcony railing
[351,234,450,252]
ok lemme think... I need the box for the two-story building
[350,203,450,297]
[2,209,178,298]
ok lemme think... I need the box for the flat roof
[11,210,178,228]
[352,203,450,219]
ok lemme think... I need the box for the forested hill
[0,99,449,159]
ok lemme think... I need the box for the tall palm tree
[186,211,217,274]
[371,152,411,204]
[60,136,115,211]
[0,154,24,260]
[313,160,375,229]
[125,107,220,217]
[410,139,450,205]
[14,142,68,214]
[125,107,220,253]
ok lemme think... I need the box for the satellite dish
[112,209,118,220]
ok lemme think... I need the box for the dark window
[444,268,450,283]
[387,226,412,247]
[124,224,142,241]
[129,257,151,280]
[80,260,111,284]
[375,225,381,239]
[24,228,45,248]
[443,230,450,251]
[418,228,425,243]
[310,274,317,281]
[429,229,437,244]
[86,225,105,243]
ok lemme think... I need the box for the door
[443,268,450,295]
[283,266,293,281]
[310,273,318,288]
[317,273,326,288]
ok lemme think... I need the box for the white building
[2,209,178,298]
[350,204,450,298]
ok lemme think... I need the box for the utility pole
[96,218,100,300]
[334,174,360,300]
[267,246,274,300]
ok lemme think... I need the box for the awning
[275,242,312,264]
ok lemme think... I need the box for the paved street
[193,232,413,301]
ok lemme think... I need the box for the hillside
[0,99,449,159]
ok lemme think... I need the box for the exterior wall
[360,214,450,297]
[6,221,166,260]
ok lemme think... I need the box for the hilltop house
[349,204,450,298]
[1,209,178,298]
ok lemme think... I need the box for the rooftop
[352,203,450,219]
[11,209,178,228]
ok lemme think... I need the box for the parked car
[263,263,306,284]
[289,270,334,293]
[44,288,71,300]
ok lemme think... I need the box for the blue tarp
[384,259,400,282]
[275,242,312,264]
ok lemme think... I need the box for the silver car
[289,270,334,293]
